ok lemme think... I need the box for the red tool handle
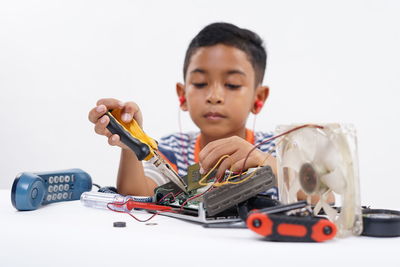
[126,200,172,211]
[247,213,337,242]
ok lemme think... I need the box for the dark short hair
[183,22,267,86]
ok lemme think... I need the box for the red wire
[178,175,225,211]
[157,190,182,204]
[238,124,324,177]
[107,200,177,223]
[157,192,174,204]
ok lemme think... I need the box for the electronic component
[186,163,216,191]
[153,165,276,223]
[203,165,276,216]
[11,168,92,211]
[276,124,362,237]
[113,221,126,228]
[361,208,400,237]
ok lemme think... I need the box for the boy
[88,22,276,196]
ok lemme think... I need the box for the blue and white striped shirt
[144,129,276,188]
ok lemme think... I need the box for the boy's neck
[199,127,247,149]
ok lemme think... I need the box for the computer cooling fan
[276,124,362,237]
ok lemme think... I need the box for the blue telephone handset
[11,168,92,211]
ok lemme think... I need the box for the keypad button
[54,176,59,183]
[57,193,62,200]
[58,184,64,191]
[49,176,54,184]
[64,175,70,183]
[52,194,57,201]
[46,194,52,201]
[53,185,58,192]
[62,192,68,199]
[59,176,64,183]
[48,186,53,193]
[64,184,70,191]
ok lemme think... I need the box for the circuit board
[154,165,276,223]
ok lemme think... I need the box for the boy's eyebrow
[190,69,246,76]
[190,68,207,74]
[226,70,246,76]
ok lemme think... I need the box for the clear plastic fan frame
[276,124,362,237]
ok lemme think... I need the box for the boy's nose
[206,85,224,104]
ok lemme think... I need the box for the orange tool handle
[247,213,337,242]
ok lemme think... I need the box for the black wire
[92,183,101,189]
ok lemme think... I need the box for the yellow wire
[199,138,282,188]
[198,155,233,186]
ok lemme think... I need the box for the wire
[219,141,280,186]
[238,124,323,177]
[252,113,257,137]
[198,155,233,186]
[107,200,176,223]
[179,181,218,211]
[197,124,323,188]
[92,183,101,189]
[157,190,182,204]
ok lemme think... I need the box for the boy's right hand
[88,98,144,150]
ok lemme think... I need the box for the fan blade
[320,168,347,194]
[281,148,304,172]
[313,199,322,216]
[321,201,338,221]
[290,128,318,162]
[320,141,341,171]
[288,177,301,201]
[313,131,332,164]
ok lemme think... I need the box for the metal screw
[252,219,262,228]
[323,226,332,235]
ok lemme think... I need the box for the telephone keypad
[44,173,75,204]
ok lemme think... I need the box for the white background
[0,0,399,210]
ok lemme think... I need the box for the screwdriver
[105,109,188,193]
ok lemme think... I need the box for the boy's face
[177,44,268,139]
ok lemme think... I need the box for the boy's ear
[176,82,188,111]
[251,86,269,114]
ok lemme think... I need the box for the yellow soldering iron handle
[105,109,158,161]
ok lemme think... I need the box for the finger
[199,138,231,163]
[108,134,121,146]
[200,144,238,173]
[231,154,262,173]
[121,102,143,126]
[94,115,111,137]
[96,98,125,109]
[199,136,243,163]
[215,157,236,181]
[231,158,248,173]
[88,104,108,123]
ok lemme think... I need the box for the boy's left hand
[199,136,276,179]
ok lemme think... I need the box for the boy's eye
[192,83,207,88]
[225,83,242,90]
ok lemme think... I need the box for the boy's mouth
[203,112,227,120]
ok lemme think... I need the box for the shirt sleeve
[142,133,180,186]
[255,131,276,157]
[143,161,169,186]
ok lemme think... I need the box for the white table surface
[0,189,399,267]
